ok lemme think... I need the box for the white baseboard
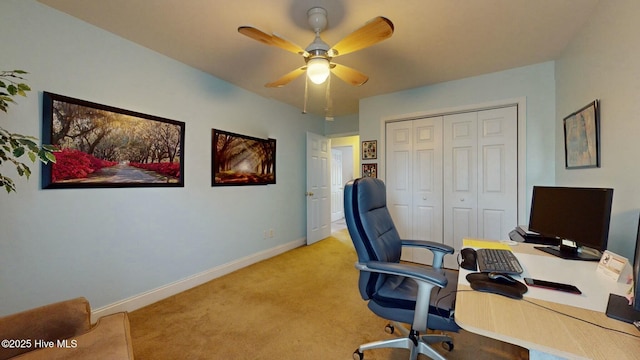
[91,237,306,322]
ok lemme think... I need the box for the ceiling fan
[238,7,394,117]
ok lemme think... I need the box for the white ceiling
[38,0,599,118]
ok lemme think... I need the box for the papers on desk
[463,238,512,250]
[596,250,632,282]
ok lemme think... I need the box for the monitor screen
[528,186,614,251]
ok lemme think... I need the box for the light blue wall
[359,62,557,222]
[555,0,640,258]
[325,113,358,136]
[0,0,324,315]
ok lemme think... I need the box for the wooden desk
[455,242,640,359]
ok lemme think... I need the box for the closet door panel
[386,121,413,261]
[389,149,411,238]
[452,207,474,252]
[477,107,518,239]
[412,118,443,265]
[444,112,478,251]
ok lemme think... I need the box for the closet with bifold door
[385,106,518,269]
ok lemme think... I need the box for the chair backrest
[344,177,403,300]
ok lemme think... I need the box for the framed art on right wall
[564,100,600,169]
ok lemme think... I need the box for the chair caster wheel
[353,349,364,360]
[384,323,395,334]
[442,341,454,351]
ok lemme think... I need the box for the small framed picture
[564,100,600,169]
[362,140,377,160]
[362,163,377,178]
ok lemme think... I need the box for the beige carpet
[129,230,528,359]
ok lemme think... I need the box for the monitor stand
[605,293,640,323]
[533,245,601,261]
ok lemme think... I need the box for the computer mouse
[488,272,517,283]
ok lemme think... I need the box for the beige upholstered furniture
[0,297,134,359]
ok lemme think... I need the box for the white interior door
[442,107,517,268]
[476,107,518,240]
[444,112,479,253]
[385,121,413,241]
[306,132,331,245]
[411,117,444,264]
[330,149,344,222]
[386,118,443,264]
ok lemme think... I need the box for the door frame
[378,97,528,225]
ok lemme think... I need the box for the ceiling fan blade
[329,17,394,57]
[330,63,369,86]
[238,26,275,45]
[265,67,306,88]
[238,26,305,55]
[272,34,307,56]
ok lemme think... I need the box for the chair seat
[368,268,459,332]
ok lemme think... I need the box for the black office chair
[344,177,460,360]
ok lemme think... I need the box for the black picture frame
[212,129,276,186]
[41,92,185,189]
[362,163,377,178]
[362,140,377,160]
[564,100,600,169]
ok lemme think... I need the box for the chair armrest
[357,261,448,288]
[401,240,454,269]
[0,298,91,360]
[401,240,454,254]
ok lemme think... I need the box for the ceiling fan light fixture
[306,57,330,84]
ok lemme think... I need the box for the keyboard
[476,248,524,275]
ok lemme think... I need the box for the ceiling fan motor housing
[305,7,330,61]
[307,7,328,33]
[238,7,394,91]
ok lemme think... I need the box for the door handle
[306,192,314,197]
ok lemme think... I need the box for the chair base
[353,323,452,360]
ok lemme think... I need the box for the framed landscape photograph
[362,163,377,178]
[41,92,185,189]
[212,129,276,186]
[362,140,377,160]
[564,100,600,169]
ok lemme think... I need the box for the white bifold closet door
[386,106,518,269]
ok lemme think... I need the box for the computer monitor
[528,186,614,261]
[605,213,640,323]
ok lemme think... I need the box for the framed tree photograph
[362,163,377,178]
[362,140,377,160]
[212,129,276,186]
[41,92,185,189]
[564,100,600,169]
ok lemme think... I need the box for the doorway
[330,135,359,233]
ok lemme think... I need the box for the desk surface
[455,241,640,360]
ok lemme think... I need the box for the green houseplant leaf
[0,70,56,193]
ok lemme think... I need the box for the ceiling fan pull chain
[303,75,309,114]
[325,74,333,118]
